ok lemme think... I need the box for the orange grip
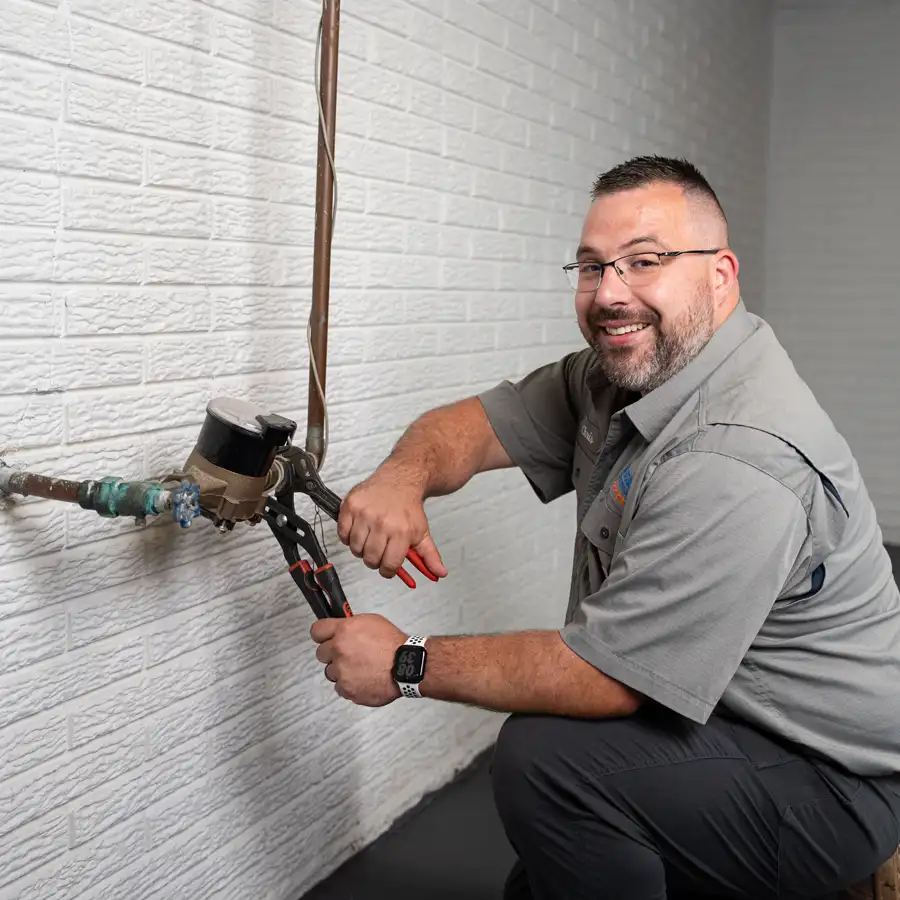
[406,548,440,582]
[395,566,416,589]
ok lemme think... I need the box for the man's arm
[338,352,586,578]
[375,396,515,501]
[337,397,512,578]
[420,630,643,718]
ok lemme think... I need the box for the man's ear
[715,249,739,298]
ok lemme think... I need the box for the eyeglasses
[562,249,722,292]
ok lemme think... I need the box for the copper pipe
[305,0,341,466]
[0,469,82,504]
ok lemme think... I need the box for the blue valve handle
[170,480,201,528]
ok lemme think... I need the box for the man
[311,156,900,899]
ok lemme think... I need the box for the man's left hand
[310,613,406,706]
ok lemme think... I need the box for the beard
[588,282,716,394]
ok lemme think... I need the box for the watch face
[393,645,426,684]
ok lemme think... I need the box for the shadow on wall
[888,545,900,580]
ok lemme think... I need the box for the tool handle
[406,548,440,582]
[315,563,353,618]
[289,559,332,619]
[395,566,416,589]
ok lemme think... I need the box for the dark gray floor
[302,545,900,900]
[301,747,516,900]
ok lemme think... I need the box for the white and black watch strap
[397,634,428,699]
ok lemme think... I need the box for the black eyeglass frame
[562,249,723,291]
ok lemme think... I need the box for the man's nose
[595,263,630,304]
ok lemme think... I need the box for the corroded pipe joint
[76,477,168,519]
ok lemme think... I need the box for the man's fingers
[324,662,337,683]
[379,535,410,579]
[310,619,339,643]
[316,642,334,665]
[414,534,448,578]
[337,503,352,545]
[347,520,370,559]
[362,529,388,571]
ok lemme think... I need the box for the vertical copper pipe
[306,0,340,466]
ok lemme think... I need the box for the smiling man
[312,156,900,899]
[570,177,730,395]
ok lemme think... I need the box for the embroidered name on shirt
[579,422,595,445]
[611,465,633,506]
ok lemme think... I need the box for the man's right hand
[337,468,448,582]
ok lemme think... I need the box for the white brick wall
[766,1,900,544]
[0,1,773,897]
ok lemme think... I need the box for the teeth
[604,323,648,336]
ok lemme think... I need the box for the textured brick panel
[68,16,145,82]
[1,822,145,900]
[0,55,60,118]
[64,183,212,239]
[0,535,144,618]
[147,44,271,113]
[0,712,66,789]
[0,723,144,836]
[0,637,144,729]
[0,0,70,69]
[62,287,212,335]
[0,116,56,174]
[68,74,215,146]
[0,813,68,888]
[68,0,211,49]
[0,599,65,673]
[57,128,143,183]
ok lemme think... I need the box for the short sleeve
[477,351,593,504]
[560,450,811,723]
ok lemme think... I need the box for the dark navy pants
[491,705,900,900]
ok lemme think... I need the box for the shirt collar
[623,300,757,443]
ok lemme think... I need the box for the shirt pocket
[580,492,623,574]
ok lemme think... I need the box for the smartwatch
[392,635,428,698]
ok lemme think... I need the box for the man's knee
[490,710,666,834]
[492,715,547,825]
[491,714,667,898]
[491,714,580,831]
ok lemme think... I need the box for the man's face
[574,183,725,394]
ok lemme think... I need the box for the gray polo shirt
[478,300,900,777]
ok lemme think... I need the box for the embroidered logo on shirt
[611,465,633,506]
[579,422,595,445]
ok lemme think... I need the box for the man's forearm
[378,397,507,499]
[419,630,642,718]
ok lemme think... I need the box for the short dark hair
[591,155,727,226]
